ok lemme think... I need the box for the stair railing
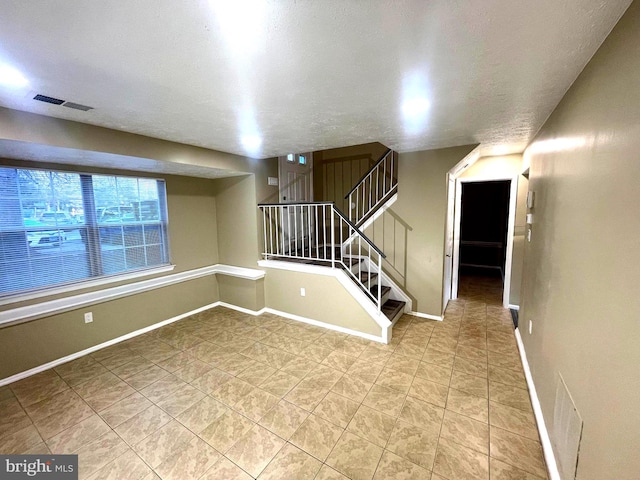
[345,149,398,227]
[259,202,386,311]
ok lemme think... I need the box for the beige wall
[218,276,265,312]
[459,154,526,306]
[366,145,477,316]
[264,268,382,337]
[520,2,640,478]
[167,175,219,271]
[313,142,389,212]
[213,175,260,268]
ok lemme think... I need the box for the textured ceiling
[0,0,631,160]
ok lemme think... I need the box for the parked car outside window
[24,219,66,248]
[96,206,135,223]
[40,211,73,225]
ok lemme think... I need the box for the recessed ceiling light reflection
[401,96,430,136]
[209,0,266,56]
[0,64,29,88]
[401,97,430,117]
[241,134,262,156]
[400,72,431,136]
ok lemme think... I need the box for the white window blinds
[0,167,170,297]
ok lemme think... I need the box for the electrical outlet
[300,287,306,297]
[84,312,93,323]
[529,320,533,335]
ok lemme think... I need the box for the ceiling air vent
[33,94,65,105]
[33,94,94,112]
[62,101,93,111]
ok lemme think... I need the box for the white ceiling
[0,0,631,160]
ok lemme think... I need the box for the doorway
[278,153,313,253]
[458,180,510,303]
[278,153,313,203]
[449,176,518,308]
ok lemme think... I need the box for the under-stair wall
[262,265,388,340]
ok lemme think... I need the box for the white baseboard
[514,328,561,480]
[214,301,390,343]
[408,311,443,321]
[1,300,388,387]
[263,307,386,344]
[508,304,520,311]
[0,301,219,387]
[215,301,266,316]
[258,260,391,331]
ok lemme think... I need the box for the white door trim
[451,175,518,308]
[442,174,456,309]
[502,177,518,307]
[451,178,462,300]
[444,146,481,307]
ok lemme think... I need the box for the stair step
[358,271,378,283]
[345,257,364,267]
[369,285,391,298]
[381,299,405,321]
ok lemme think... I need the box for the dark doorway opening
[458,180,511,305]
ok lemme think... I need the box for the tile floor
[0,273,548,479]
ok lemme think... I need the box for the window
[286,153,307,165]
[0,167,170,297]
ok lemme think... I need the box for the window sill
[0,264,265,328]
[0,264,176,308]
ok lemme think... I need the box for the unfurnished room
[0,1,639,479]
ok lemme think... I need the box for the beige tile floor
[0,273,548,479]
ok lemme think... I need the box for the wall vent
[33,94,64,105]
[62,101,93,111]
[552,374,584,479]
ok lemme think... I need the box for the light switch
[527,191,535,208]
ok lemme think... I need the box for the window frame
[0,166,173,303]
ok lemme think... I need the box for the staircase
[346,148,398,228]
[258,148,404,325]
